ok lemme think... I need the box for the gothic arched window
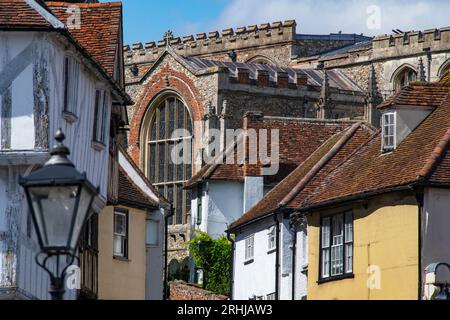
[145,95,193,225]
[393,67,417,92]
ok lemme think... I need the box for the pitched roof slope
[300,83,450,209]
[46,1,122,77]
[185,116,359,189]
[0,0,53,29]
[228,123,375,231]
[118,166,158,210]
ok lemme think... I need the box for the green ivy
[187,231,232,296]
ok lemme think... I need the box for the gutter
[274,212,281,300]
[163,206,175,300]
[226,231,235,300]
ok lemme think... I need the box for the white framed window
[320,212,353,280]
[382,112,396,152]
[113,209,128,258]
[245,235,255,262]
[268,226,276,251]
[146,219,159,246]
[93,89,109,144]
[63,56,80,114]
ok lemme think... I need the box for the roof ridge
[278,122,362,208]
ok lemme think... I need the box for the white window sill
[62,110,78,124]
[244,258,254,265]
[91,140,106,152]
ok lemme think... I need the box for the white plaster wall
[243,176,264,213]
[146,208,165,300]
[193,181,244,239]
[391,108,432,148]
[234,217,277,300]
[294,225,308,300]
[0,32,36,151]
[422,188,450,280]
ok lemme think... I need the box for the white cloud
[207,0,450,36]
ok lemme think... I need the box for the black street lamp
[19,129,99,300]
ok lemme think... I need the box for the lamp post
[19,129,99,300]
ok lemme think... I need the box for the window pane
[345,243,353,273]
[146,220,159,246]
[168,143,174,182]
[345,212,353,243]
[185,189,192,217]
[159,104,166,139]
[150,114,157,141]
[149,144,156,182]
[113,235,123,256]
[176,185,183,224]
[322,248,330,278]
[169,98,175,138]
[321,217,330,248]
[177,99,185,130]
[158,143,165,183]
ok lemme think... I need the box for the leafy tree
[187,231,232,296]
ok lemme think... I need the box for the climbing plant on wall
[187,231,232,296]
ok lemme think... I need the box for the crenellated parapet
[372,27,450,60]
[123,20,297,65]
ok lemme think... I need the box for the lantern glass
[28,185,80,250]
[70,186,95,249]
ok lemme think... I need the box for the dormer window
[382,112,396,152]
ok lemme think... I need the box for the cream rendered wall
[98,206,147,300]
[307,192,419,300]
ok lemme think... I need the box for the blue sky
[110,0,450,46]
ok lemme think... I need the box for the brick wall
[169,281,229,300]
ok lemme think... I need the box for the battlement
[372,26,450,59]
[124,20,297,65]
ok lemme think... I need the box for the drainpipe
[291,221,297,301]
[163,205,174,301]
[414,188,425,300]
[226,231,235,300]
[274,211,281,300]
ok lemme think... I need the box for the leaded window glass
[147,97,193,225]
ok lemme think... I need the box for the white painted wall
[422,187,450,289]
[243,176,264,213]
[146,208,165,300]
[294,223,308,300]
[233,215,295,300]
[234,217,277,300]
[192,181,244,239]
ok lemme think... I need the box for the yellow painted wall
[98,205,147,300]
[307,192,419,300]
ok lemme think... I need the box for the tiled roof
[184,57,364,92]
[378,82,450,109]
[118,166,159,210]
[299,83,450,209]
[46,1,122,77]
[185,116,359,190]
[0,0,53,29]
[228,123,375,231]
